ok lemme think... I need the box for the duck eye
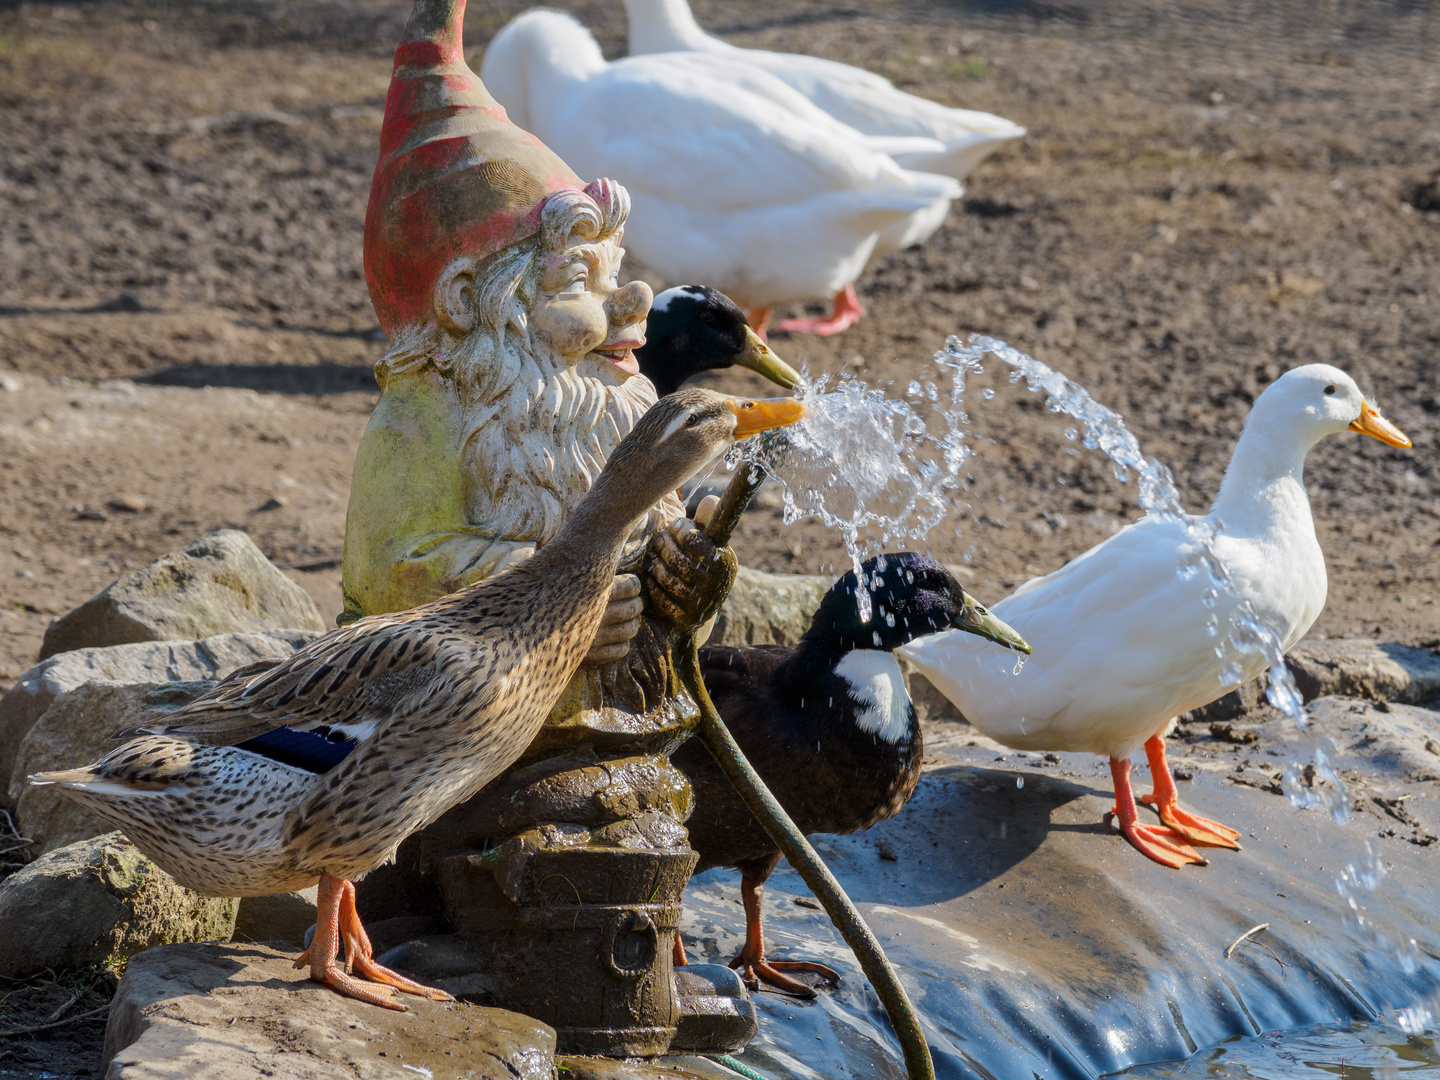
[1324,385,1336,395]
[684,414,700,427]
[700,311,715,323]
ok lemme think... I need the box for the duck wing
[139,612,481,749]
[543,53,940,214]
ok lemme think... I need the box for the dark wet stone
[671,963,758,1053]
[375,933,497,1001]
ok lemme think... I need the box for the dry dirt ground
[1,0,1438,697]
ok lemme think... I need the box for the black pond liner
[679,728,1440,1080]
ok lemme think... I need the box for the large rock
[103,941,557,1079]
[1287,638,1440,705]
[232,888,318,947]
[0,629,321,791]
[11,681,214,853]
[40,529,325,660]
[711,566,829,647]
[0,833,237,980]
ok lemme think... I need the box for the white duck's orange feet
[1107,754,1207,869]
[775,283,866,336]
[1139,796,1243,849]
[1139,734,1242,849]
[1104,810,1208,868]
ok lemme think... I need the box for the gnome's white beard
[458,337,685,565]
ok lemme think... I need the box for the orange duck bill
[727,396,806,438]
[1349,401,1411,448]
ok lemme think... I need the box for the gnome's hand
[586,574,645,665]
[643,497,737,636]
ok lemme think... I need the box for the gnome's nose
[609,280,653,329]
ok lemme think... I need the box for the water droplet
[1064,427,1078,441]
[982,388,996,400]
[873,631,882,646]
[1016,776,1025,789]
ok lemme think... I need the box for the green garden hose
[677,457,937,1080]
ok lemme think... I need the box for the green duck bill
[735,326,803,391]
[958,594,1032,654]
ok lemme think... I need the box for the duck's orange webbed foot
[1104,810,1208,869]
[1139,735,1242,849]
[294,873,451,1010]
[338,879,453,1001]
[1108,755,1207,869]
[730,870,840,997]
[731,950,840,998]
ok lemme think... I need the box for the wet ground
[678,703,1440,1079]
[2,0,1438,688]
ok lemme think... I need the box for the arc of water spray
[678,448,937,1080]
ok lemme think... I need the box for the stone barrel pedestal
[439,840,697,1056]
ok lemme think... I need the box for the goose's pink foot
[775,284,865,336]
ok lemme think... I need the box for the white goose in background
[480,10,960,338]
[901,365,1411,868]
[622,0,1026,334]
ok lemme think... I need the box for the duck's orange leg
[293,872,450,1010]
[775,284,865,336]
[1105,757,1207,869]
[337,879,453,1001]
[293,872,405,1010]
[747,307,773,341]
[1138,735,1242,849]
[673,930,689,968]
[729,869,839,997]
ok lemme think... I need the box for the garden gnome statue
[342,0,745,1056]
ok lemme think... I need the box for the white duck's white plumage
[902,365,1408,764]
[622,0,1027,190]
[480,10,960,313]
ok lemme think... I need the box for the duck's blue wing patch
[237,725,357,774]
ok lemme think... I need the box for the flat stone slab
[104,942,557,1080]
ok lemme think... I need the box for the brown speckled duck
[31,388,803,1011]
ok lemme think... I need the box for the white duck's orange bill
[727,397,806,438]
[1349,403,1411,448]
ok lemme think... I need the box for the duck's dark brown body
[675,643,923,881]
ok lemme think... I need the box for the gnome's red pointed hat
[364,0,583,336]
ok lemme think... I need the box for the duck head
[590,388,806,524]
[1248,364,1410,449]
[807,553,1031,654]
[637,286,802,397]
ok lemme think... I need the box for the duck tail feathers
[28,767,99,787]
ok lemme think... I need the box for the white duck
[480,10,960,338]
[901,365,1411,868]
[622,0,1026,334]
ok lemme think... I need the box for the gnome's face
[531,235,652,377]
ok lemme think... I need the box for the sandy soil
[1,0,1438,698]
